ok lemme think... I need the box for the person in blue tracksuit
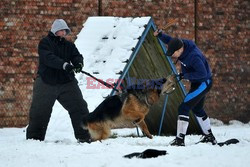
[154,30,217,146]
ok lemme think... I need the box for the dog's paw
[146,134,153,139]
[141,131,153,139]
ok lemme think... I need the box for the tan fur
[87,122,111,141]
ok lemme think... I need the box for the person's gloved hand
[63,63,74,73]
[175,73,184,80]
[74,63,83,73]
[153,29,162,37]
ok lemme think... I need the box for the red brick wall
[0,0,249,127]
[196,0,250,122]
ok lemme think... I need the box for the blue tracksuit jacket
[158,33,212,83]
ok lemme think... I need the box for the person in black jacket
[26,19,91,143]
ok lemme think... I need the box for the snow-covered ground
[1,17,249,167]
[1,120,250,167]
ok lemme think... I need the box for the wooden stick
[162,18,178,30]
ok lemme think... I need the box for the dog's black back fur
[86,95,123,123]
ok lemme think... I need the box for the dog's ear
[156,78,167,84]
[160,78,167,84]
[153,78,167,90]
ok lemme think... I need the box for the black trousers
[26,77,89,141]
[178,78,212,117]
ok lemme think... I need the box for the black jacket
[37,32,83,85]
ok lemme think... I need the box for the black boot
[198,133,217,145]
[77,138,92,144]
[170,137,185,146]
[76,130,92,144]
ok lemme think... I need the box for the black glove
[64,64,74,73]
[175,73,184,80]
[74,63,83,73]
[124,149,167,159]
[157,29,163,34]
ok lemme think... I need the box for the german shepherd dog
[82,75,176,141]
